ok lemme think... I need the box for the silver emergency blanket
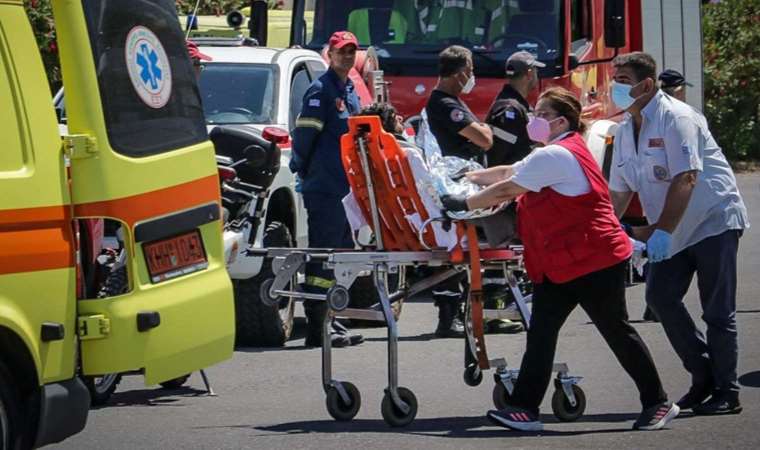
[416,109,507,221]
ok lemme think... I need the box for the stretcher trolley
[254,116,586,427]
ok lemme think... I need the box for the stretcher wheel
[259,278,278,307]
[551,384,586,422]
[492,382,514,410]
[325,382,361,421]
[463,365,483,387]
[381,387,417,427]
[326,285,350,311]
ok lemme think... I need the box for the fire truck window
[289,67,312,132]
[570,0,591,53]
[81,0,207,157]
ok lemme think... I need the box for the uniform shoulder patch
[505,110,515,120]
[450,109,465,122]
[309,98,321,107]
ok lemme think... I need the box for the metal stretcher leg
[375,263,418,427]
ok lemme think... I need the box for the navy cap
[505,51,546,77]
[658,69,693,89]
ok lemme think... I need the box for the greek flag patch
[505,110,515,120]
[309,99,321,107]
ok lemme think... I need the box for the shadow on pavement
[93,386,210,409]
[195,414,643,438]
[739,371,760,388]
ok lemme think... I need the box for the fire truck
[279,0,704,166]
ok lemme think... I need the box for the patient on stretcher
[344,104,515,250]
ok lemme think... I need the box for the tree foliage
[24,0,60,93]
[702,0,760,160]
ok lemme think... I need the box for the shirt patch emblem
[450,109,465,122]
[309,98,320,107]
[653,165,669,181]
[505,110,515,119]
[335,98,345,112]
[682,145,691,155]
[648,138,665,148]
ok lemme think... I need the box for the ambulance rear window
[81,0,207,157]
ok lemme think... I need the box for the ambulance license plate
[144,230,208,283]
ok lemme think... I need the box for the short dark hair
[438,45,471,77]
[612,52,657,82]
[360,103,399,134]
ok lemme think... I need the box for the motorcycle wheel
[234,221,295,347]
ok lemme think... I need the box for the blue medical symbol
[136,43,162,90]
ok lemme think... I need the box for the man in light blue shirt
[608,52,749,416]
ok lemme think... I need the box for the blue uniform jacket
[289,68,362,196]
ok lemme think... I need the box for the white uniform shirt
[511,132,591,196]
[609,90,749,255]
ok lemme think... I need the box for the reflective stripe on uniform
[295,117,324,131]
[306,276,335,289]
[491,126,518,144]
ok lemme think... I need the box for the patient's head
[360,103,404,135]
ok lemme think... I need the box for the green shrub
[703,0,760,161]
[24,0,60,93]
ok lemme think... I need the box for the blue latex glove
[646,229,672,263]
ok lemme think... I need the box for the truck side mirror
[248,0,268,46]
[604,0,626,48]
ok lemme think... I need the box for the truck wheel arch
[0,326,40,442]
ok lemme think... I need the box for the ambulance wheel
[551,384,586,422]
[492,382,514,410]
[0,360,29,449]
[463,364,483,387]
[234,221,295,347]
[83,373,122,406]
[381,387,417,427]
[325,382,361,422]
[160,374,191,390]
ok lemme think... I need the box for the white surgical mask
[460,73,476,94]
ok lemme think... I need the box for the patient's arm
[465,165,514,186]
[466,178,528,210]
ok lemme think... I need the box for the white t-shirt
[510,134,591,196]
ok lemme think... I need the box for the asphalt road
[56,173,760,450]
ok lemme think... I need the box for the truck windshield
[299,0,562,77]
[199,63,278,125]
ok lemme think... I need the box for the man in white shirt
[608,52,749,416]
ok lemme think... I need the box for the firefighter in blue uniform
[289,31,364,348]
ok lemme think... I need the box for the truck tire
[0,360,30,450]
[234,221,295,347]
[83,374,122,407]
[159,374,191,389]
[348,273,402,328]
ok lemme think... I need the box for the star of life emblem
[125,26,172,109]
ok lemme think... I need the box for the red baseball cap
[186,40,212,62]
[328,31,359,49]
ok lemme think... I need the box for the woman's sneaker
[633,401,680,430]
[487,406,543,432]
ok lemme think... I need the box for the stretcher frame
[254,116,584,426]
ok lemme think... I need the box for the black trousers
[510,261,667,415]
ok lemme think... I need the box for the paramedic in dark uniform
[442,87,678,433]
[485,51,544,166]
[479,51,544,333]
[425,45,493,338]
[289,31,363,348]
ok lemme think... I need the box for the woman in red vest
[442,87,678,432]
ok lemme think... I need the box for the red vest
[516,132,632,284]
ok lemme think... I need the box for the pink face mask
[526,116,562,144]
